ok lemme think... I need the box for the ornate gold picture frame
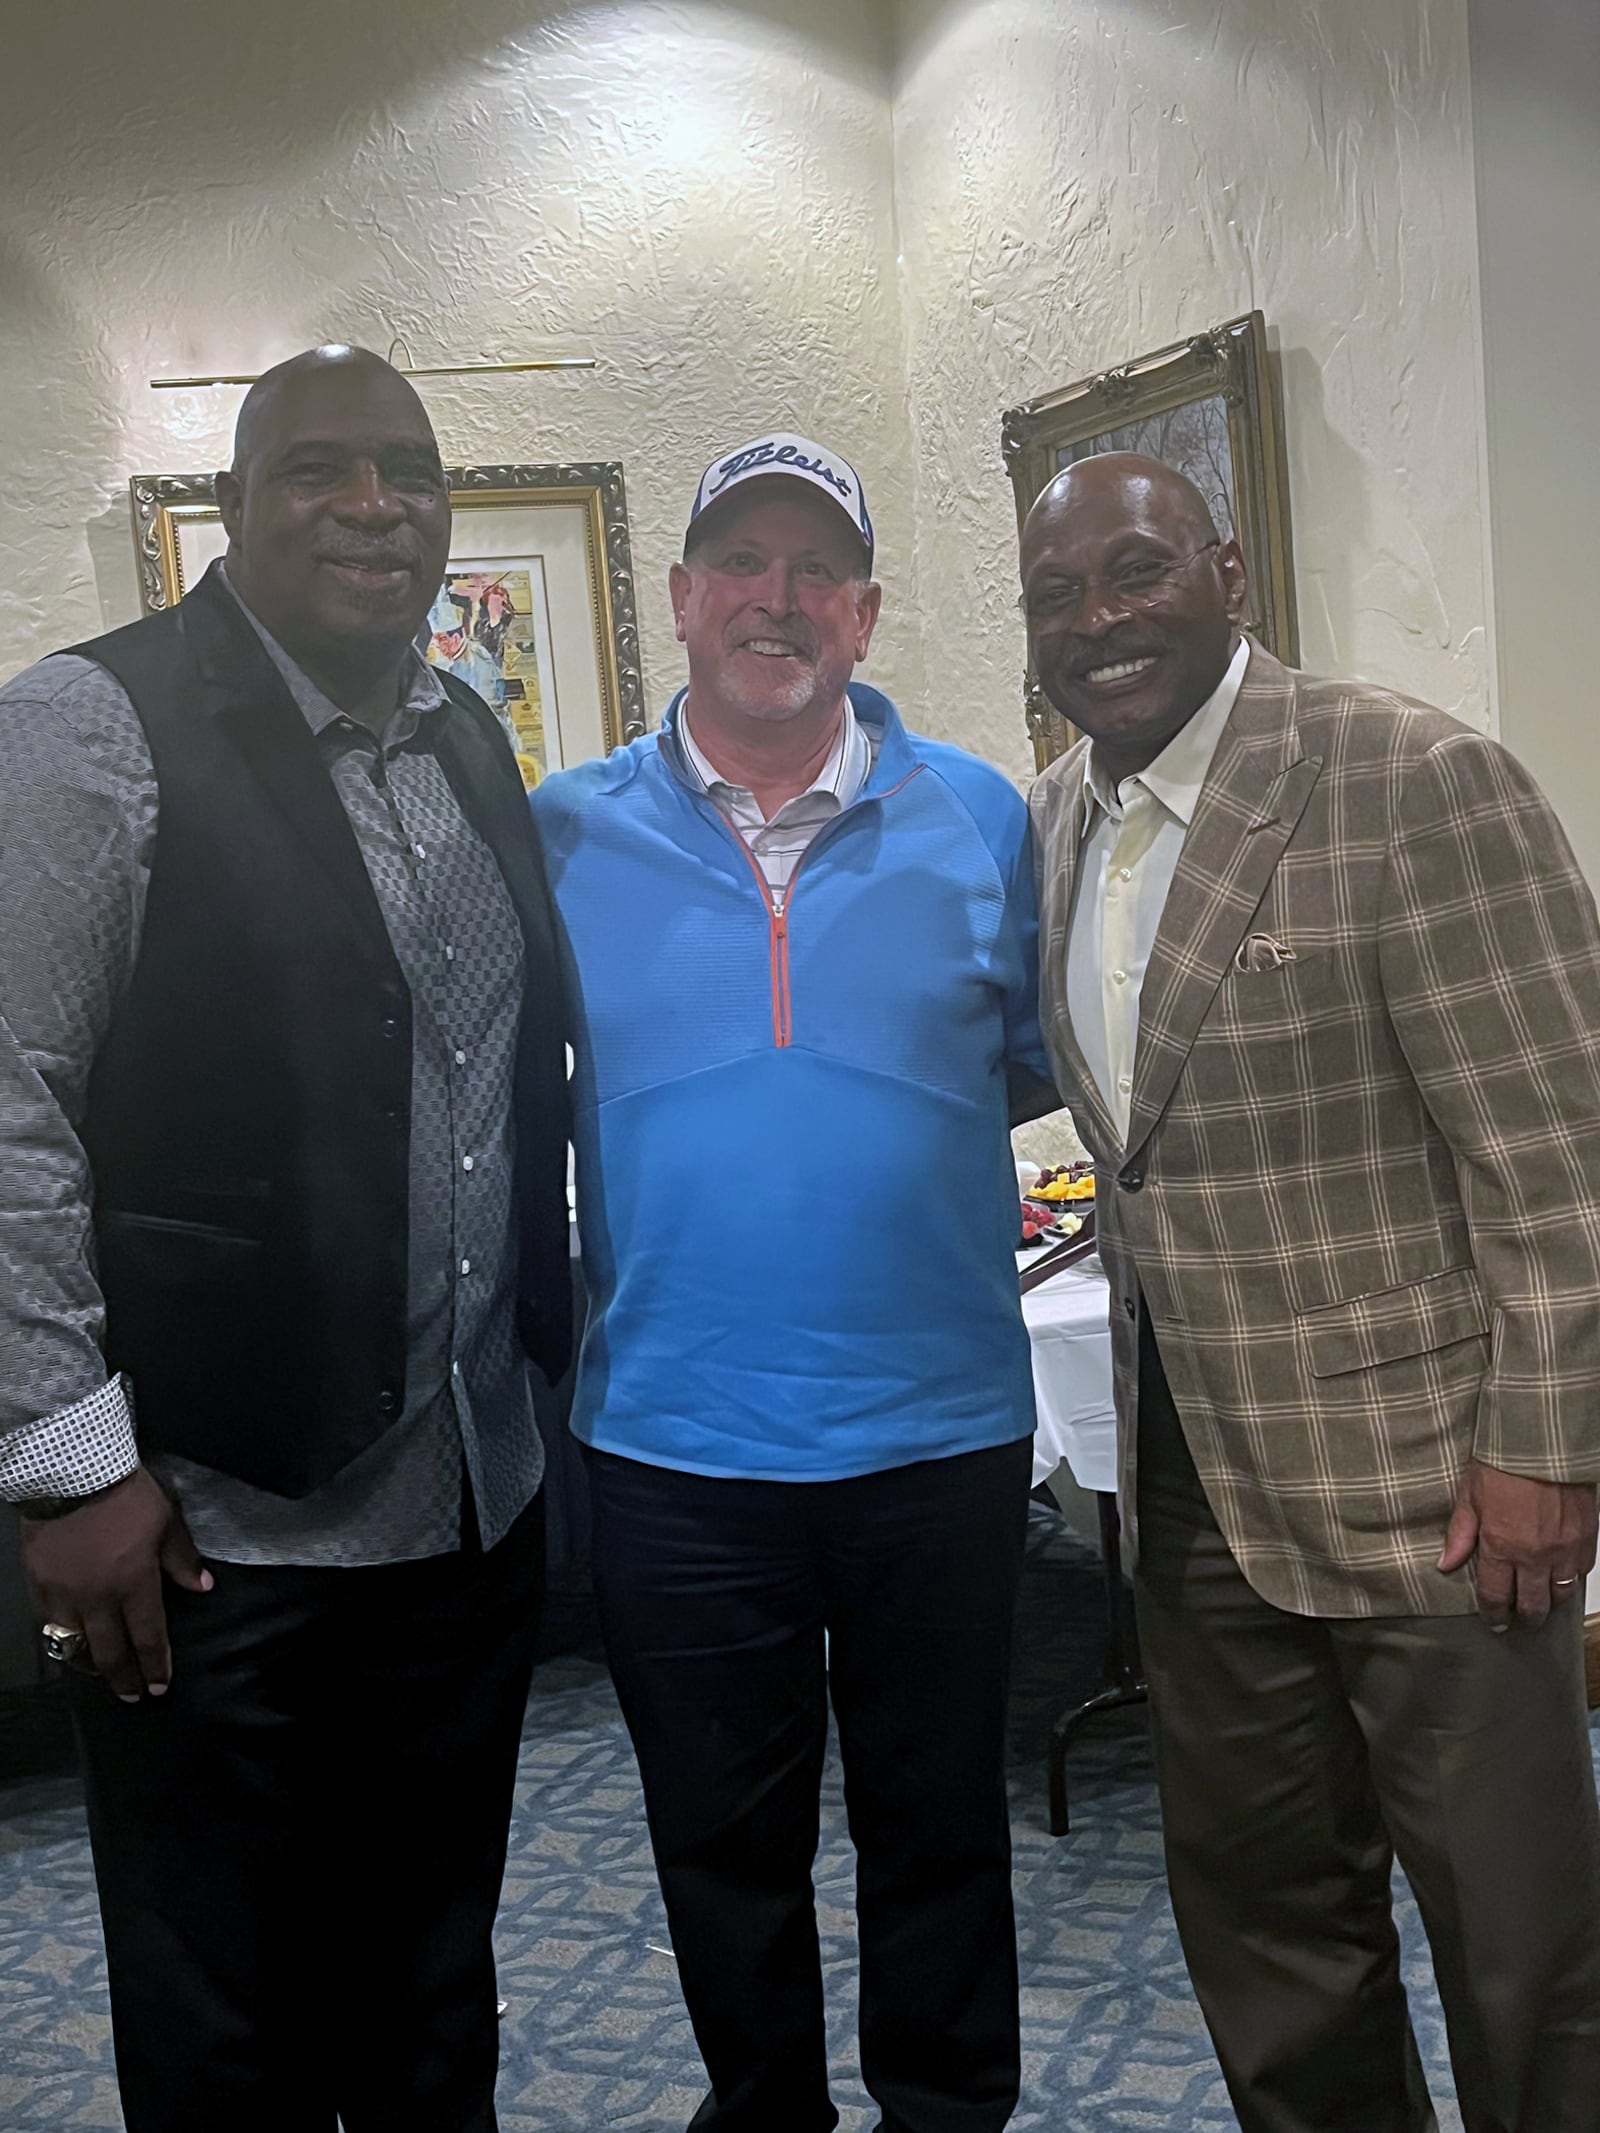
[129,462,646,781]
[1002,311,1296,770]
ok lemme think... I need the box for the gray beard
[717,662,824,722]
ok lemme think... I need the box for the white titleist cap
[685,433,874,569]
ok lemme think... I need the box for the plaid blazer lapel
[1125,645,1323,1157]
[1031,738,1122,1158]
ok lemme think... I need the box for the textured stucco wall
[891,0,1492,781]
[1,0,1493,776]
[1468,0,1600,891]
[0,0,921,721]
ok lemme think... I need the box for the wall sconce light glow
[657,105,719,167]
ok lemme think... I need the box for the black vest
[71,564,572,1497]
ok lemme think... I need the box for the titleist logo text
[706,442,854,502]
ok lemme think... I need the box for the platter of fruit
[1020,1202,1085,1246]
[1026,1162,1096,1205]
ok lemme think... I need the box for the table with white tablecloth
[1017,1248,1144,1834]
[1022,1255,1117,1497]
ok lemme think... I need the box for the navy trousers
[588,1438,1032,2133]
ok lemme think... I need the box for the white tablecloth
[1022,1256,1117,1494]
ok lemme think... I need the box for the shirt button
[1119,867,1133,881]
[444,945,456,962]
[454,1049,466,1066]
[460,1257,472,1276]
[1112,969,1128,985]
[413,843,426,860]
[462,1156,474,1172]
[1118,1075,1132,1093]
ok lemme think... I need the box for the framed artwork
[1001,310,1296,770]
[128,461,647,784]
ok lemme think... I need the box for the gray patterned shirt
[0,573,543,1564]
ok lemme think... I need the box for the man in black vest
[0,346,571,2130]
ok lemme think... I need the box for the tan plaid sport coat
[1030,640,1600,1617]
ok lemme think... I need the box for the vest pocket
[1296,1265,1489,1379]
[97,1209,262,1285]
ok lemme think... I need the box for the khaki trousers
[1134,1319,1600,2133]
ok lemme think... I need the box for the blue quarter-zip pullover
[529,684,1049,1480]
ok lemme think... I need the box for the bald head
[1018,449,1247,777]
[214,344,452,715]
[229,344,432,477]
[1024,452,1220,553]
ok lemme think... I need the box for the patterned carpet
[2,1503,1547,2130]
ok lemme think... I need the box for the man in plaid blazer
[1023,452,1600,2133]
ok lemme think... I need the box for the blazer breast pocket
[1222,947,1342,1027]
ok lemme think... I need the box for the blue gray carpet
[3,1504,1556,2128]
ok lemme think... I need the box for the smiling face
[668,480,881,729]
[215,349,451,683]
[1020,454,1246,772]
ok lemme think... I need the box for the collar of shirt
[678,695,872,825]
[216,559,447,749]
[1079,634,1250,835]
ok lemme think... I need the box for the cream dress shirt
[1064,637,1249,1143]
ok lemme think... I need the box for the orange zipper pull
[771,906,791,1045]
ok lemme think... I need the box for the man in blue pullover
[531,435,1056,2133]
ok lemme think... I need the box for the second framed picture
[129,461,647,786]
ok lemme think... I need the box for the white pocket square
[1235,933,1298,973]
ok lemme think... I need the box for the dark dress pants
[69,1491,544,2133]
[1133,1316,1600,2133]
[587,1439,1032,2133]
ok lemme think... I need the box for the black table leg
[1046,1489,1147,1836]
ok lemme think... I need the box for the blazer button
[1124,1297,1136,1319]
[380,1015,400,1039]
[376,1387,400,1418]
[1119,1165,1145,1193]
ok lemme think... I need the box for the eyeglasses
[1019,540,1220,624]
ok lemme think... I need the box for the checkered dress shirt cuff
[0,1376,139,1504]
